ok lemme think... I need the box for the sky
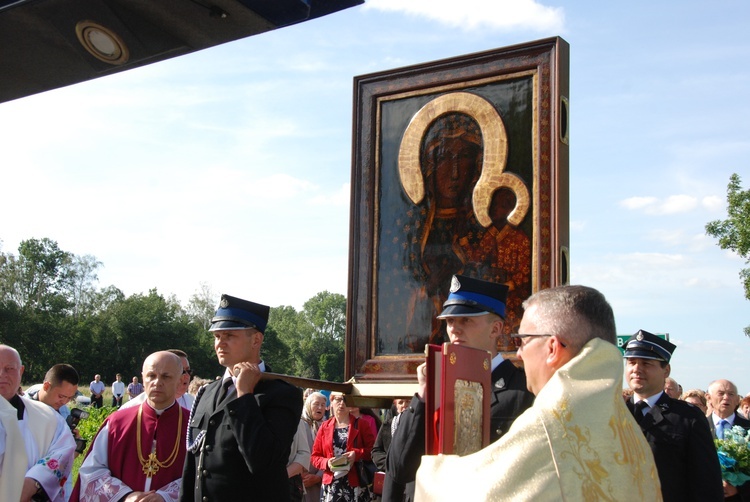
[1,0,749,394]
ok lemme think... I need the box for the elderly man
[0,344,75,502]
[707,379,750,500]
[73,351,188,502]
[180,294,303,502]
[385,274,534,501]
[663,377,681,399]
[121,349,194,411]
[127,376,143,400]
[89,374,105,408]
[413,285,662,500]
[624,330,722,501]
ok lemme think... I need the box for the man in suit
[624,330,723,502]
[707,378,750,500]
[384,275,534,502]
[180,294,303,502]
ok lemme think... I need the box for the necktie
[391,413,401,436]
[717,419,729,439]
[634,400,649,424]
[217,378,234,406]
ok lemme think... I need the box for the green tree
[297,291,347,381]
[705,173,750,336]
[186,282,218,331]
[0,238,73,311]
[66,254,102,319]
[261,326,293,374]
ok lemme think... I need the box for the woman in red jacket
[311,391,376,501]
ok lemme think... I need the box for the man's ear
[545,336,568,367]
[664,364,671,378]
[43,381,51,392]
[489,319,504,342]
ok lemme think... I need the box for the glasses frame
[511,333,567,348]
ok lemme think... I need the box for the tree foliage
[705,173,750,336]
[0,237,347,384]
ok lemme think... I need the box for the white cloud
[363,0,564,32]
[620,194,697,214]
[702,195,724,211]
[659,194,698,214]
[620,196,657,210]
[252,174,318,200]
[646,230,713,252]
[311,183,351,207]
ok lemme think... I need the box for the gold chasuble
[415,339,662,501]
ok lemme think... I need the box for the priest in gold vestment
[415,285,662,501]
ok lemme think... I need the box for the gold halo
[75,20,130,65]
[397,92,529,227]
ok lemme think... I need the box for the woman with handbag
[311,391,376,501]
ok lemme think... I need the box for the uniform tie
[717,419,729,439]
[634,400,649,424]
[217,378,234,406]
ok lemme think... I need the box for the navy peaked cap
[623,329,675,363]
[437,274,508,319]
[209,294,270,333]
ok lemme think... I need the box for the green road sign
[616,333,669,354]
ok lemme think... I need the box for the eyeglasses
[511,334,567,348]
[330,396,345,402]
[183,368,193,376]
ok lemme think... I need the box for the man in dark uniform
[624,330,723,502]
[384,275,534,502]
[180,294,303,502]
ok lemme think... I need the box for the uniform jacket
[383,357,534,502]
[709,413,750,501]
[310,414,375,488]
[180,375,302,502]
[628,393,723,502]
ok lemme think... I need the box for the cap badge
[636,333,643,341]
[450,276,461,293]
[220,298,229,308]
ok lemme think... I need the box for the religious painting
[347,37,569,381]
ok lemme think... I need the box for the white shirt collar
[490,352,505,373]
[638,391,663,409]
[222,361,266,384]
[713,412,736,426]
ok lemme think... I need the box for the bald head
[142,351,183,409]
[0,345,23,401]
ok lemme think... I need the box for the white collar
[713,412,736,426]
[221,361,266,384]
[490,352,505,373]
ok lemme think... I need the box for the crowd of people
[1,280,749,501]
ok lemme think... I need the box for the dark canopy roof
[0,0,362,104]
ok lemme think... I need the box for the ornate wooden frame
[346,37,570,381]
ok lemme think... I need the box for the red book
[424,343,492,455]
